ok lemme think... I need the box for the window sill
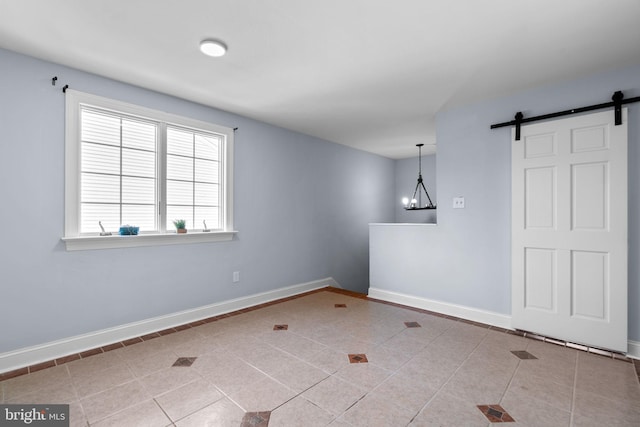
[62,231,237,251]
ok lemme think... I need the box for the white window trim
[63,89,236,251]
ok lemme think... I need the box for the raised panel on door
[525,167,556,230]
[524,248,556,312]
[571,162,608,231]
[571,124,609,153]
[571,250,609,321]
[524,132,556,158]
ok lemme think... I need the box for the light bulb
[402,197,409,206]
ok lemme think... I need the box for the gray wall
[409,63,640,341]
[0,48,395,353]
[394,154,437,223]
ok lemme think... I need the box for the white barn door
[512,109,628,352]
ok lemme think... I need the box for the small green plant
[173,219,186,230]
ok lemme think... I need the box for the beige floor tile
[306,347,352,374]
[268,358,330,393]
[224,334,273,357]
[191,349,239,376]
[515,352,577,388]
[139,365,202,397]
[319,334,376,355]
[80,379,151,424]
[481,329,529,348]
[396,353,459,391]
[525,340,578,365]
[71,362,134,397]
[380,333,428,355]
[471,339,529,366]
[575,355,640,403]
[501,390,571,427]
[395,325,447,346]
[91,399,172,427]
[456,352,520,384]
[238,344,299,376]
[301,375,367,416]
[572,388,640,426]
[440,364,512,404]
[340,393,416,427]
[155,378,224,422]
[370,370,438,413]
[2,365,71,401]
[174,397,245,427]
[202,357,270,396]
[7,378,78,404]
[365,343,414,371]
[409,391,490,427]
[111,339,168,361]
[269,395,335,426]
[66,352,123,378]
[228,375,297,412]
[124,349,180,377]
[348,324,405,345]
[421,336,478,364]
[268,333,329,361]
[505,367,574,413]
[69,401,89,427]
[334,361,393,391]
[159,330,217,356]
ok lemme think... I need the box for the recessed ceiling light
[199,39,227,57]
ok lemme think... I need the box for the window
[64,90,235,250]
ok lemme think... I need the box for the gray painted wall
[394,154,437,223]
[0,48,395,353]
[377,62,640,342]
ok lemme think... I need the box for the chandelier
[402,143,436,210]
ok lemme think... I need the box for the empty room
[0,1,639,426]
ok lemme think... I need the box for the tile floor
[1,288,639,426]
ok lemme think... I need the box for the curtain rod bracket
[62,85,69,93]
[51,76,58,86]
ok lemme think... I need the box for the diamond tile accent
[172,357,197,367]
[241,411,271,427]
[335,304,347,308]
[273,324,288,330]
[477,405,515,423]
[404,321,421,328]
[348,354,368,363]
[510,350,538,360]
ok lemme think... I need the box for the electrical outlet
[233,271,240,283]
[453,197,465,209]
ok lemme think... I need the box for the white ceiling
[1,1,639,159]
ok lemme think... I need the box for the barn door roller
[491,91,640,140]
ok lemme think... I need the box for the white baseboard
[628,340,640,360]
[0,277,337,375]
[367,287,513,330]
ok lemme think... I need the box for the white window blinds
[80,108,158,233]
[166,127,222,230]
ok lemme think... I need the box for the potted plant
[173,219,187,234]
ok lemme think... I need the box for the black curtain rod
[491,91,640,140]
